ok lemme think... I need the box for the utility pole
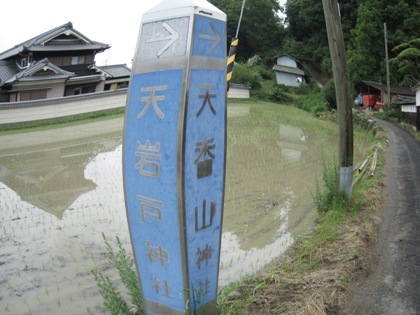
[322,0,354,197]
[226,0,246,90]
[384,22,391,107]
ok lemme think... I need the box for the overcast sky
[0,0,162,67]
[0,0,285,68]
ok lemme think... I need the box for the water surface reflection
[0,127,122,219]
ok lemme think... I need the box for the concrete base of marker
[339,165,353,198]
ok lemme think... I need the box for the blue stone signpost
[123,1,226,314]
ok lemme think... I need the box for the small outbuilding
[355,80,415,108]
[272,54,305,87]
[227,83,250,99]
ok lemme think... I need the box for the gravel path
[344,120,420,315]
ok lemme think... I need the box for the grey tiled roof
[93,64,131,78]
[0,22,110,60]
[66,75,103,86]
[229,83,250,89]
[272,64,305,76]
[3,58,75,85]
[0,61,20,85]
[361,80,415,96]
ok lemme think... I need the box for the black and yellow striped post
[226,37,238,91]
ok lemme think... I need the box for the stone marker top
[144,0,226,22]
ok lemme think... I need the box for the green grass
[399,123,420,141]
[282,210,345,273]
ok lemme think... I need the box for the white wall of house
[276,56,297,67]
[228,86,250,99]
[275,72,303,87]
[47,82,66,98]
[401,104,417,113]
[96,80,105,92]
[12,81,65,100]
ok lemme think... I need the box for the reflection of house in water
[276,124,308,161]
[0,124,122,219]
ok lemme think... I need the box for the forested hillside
[209,0,419,88]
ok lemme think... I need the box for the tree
[209,0,286,62]
[283,0,357,77]
[348,0,420,87]
[284,0,328,64]
[347,0,384,85]
[390,38,420,86]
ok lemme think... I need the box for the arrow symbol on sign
[199,23,220,55]
[146,22,179,57]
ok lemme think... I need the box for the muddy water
[0,103,371,314]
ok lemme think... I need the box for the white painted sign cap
[144,0,226,22]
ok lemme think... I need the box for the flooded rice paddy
[0,102,372,314]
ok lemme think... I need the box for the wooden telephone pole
[322,0,354,197]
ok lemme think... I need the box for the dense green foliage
[322,80,337,109]
[230,62,262,88]
[209,0,419,90]
[390,38,420,86]
[345,0,419,86]
[209,0,286,62]
[283,0,329,68]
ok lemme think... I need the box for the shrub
[294,82,320,95]
[322,80,337,109]
[269,84,294,103]
[296,92,327,114]
[253,65,276,80]
[377,102,401,123]
[231,63,261,89]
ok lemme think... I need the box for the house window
[63,56,72,66]
[19,90,47,101]
[71,56,86,65]
[82,85,95,94]
[10,93,17,102]
[19,56,33,68]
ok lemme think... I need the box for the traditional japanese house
[0,22,131,103]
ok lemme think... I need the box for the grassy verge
[217,127,385,314]
[398,123,420,142]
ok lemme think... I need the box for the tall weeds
[91,234,144,315]
[313,158,348,214]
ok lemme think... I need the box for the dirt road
[344,120,420,315]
